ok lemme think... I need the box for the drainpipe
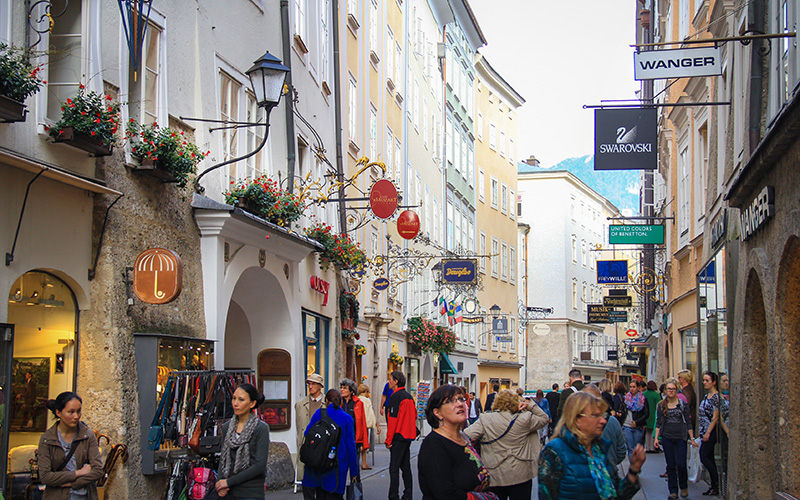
[748,0,765,152]
[331,0,347,233]
[280,1,297,192]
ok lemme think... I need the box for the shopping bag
[687,438,701,482]
[346,480,363,500]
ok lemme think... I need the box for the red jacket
[353,395,368,447]
[385,387,417,445]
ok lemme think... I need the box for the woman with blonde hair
[357,383,380,470]
[538,392,645,500]
[654,378,697,499]
[465,390,549,499]
[676,370,697,433]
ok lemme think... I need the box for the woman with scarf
[215,383,270,499]
[618,381,649,457]
[538,392,645,500]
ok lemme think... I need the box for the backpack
[300,409,341,472]
[187,465,216,500]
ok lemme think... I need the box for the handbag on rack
[148,377,174,450]
[189,375,219,454]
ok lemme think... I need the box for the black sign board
[607,350,619,361]
[594,108,658,171]
[604,296,632,307]
[626,353,640,361]
[587,304,611,323]
[608,289,628,296]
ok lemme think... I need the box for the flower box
[0,94,26,123]
[236,197,261,216]
[52,126,113,157]
[131,157,178,183]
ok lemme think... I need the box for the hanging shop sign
[462,316,483,324]
[597,260,629,284]
[634,46,722,80]
[397,210,421,239]
[133,248,183,304]
[587,304,611,324]
[373,277,390,290]
[609,224,665,244]
[607,350,619,361]
[609,288,629,296]
[603,295,632,307]
[309,276,330,306]
[441,259,478,285]
[710,210,727,248]
[369,179,399,219]
[741,185,774,241]
[609,310,628,323]
[699,260,716,284]
[492,318,509,335]
[625,329,638,337]
[594,108,657,171]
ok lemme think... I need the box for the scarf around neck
[219,412,259,479]
[584,442,617,500]
[625,392,645,412]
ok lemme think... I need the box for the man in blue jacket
[385,371,416,500]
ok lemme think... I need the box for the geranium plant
[126,120,208,188]
[49,84,120,147]
[224,175,306,227]
[339,292,359,328]
[406,316,456,354]
[0,44,45,102]
[304,223,368,271]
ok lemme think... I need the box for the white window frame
[386,26,394,86]
[572,281,578,311]
[501,241,508,282]
[369,104,378,159]
[476,112,483,140]
[348,74,358,143]
[294,0,307,42]
[478,169,485,202]
[491,237,499,278]
[571,235,577,263]
[480,231,487,273]
[510,246,516,284]
[369,0,378,54]
[509,189,515,220]
[501,183,508,215]
[491,177,499,209]
[489,122,497,150]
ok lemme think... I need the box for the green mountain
[518,155,640,214]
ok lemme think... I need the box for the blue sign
[373,278,390,290]
[441,259,478,285]
[492,318,509,335]
[699,261,716,284]
[597,260,629,284]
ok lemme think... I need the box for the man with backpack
[556,369,584,422]
[385,371,417,500]
[296,373,326,499]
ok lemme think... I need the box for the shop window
[257,349,291,431]
[303,311,330,388]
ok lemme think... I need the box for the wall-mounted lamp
[490,304,502,319]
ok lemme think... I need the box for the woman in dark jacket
[538,392,645,500]
[215,383,270,499]
[611,381,627,419]
[619,381,649,457]
[302,390,359,499]
[38,392,104,500]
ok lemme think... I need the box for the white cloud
[626,182,640,195]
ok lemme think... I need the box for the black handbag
[197,434,222,455]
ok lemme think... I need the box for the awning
[439,352,458,375]
[1,147,122,195]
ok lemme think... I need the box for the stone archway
[732,268,773,497]
[774,236,800,494]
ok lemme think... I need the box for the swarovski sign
[634,47,722,80]
[594,108,657,170]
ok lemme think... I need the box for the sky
[469,0,641,167]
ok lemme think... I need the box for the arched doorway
[6,271,78,450]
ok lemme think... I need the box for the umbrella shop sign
[634,46,722,80]
[597,260,629,284]
[133,248,183,304]
[369,179,399,219]
[594,108,657,170]
[440,259,478,285]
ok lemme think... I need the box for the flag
[447,300,456,316]
[448,315,456,326]
[440,297,447,316]
[454,304,463,324]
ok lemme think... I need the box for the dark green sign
[604,296,632,307]
[609,311,628,322]
[609,225,665,245]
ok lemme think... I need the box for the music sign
[440,259,478,285]
[587,304,611,324]
[597,260,629,284]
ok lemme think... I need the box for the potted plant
[304,223,368,271]
[406,317,456,354]
[224,175,306,227]
[355,345,367,357]
[0,44,45,122]
[340,291,359,330]
[49,84,119,156]
[389,352,404,366]
[126,120,209,188]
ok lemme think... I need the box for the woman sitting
[538,392,645,500]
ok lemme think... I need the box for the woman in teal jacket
[538,392,645,500]
[302,389,359,499]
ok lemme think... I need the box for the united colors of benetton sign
[594,108,657,170]
[634,47,722,80]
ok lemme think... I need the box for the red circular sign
[397,210,420,239]
[625,329,638,337]
[369,179,399,219]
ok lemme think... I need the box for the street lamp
[192,51,290,192]
[490,304,502,319]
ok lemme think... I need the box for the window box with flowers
[0,44,45,122]
[49,85,119,156]
[389,352,404,366]
[340,291,359,331]
[126,120,209,188]
[406,317,456,355]
[224,175,306,228]
[304,223,368,271]
[355,345,367,357]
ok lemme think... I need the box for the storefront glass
[303,311,330,390]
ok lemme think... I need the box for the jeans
[661,437,688,493]
[623,426,645,456]
[314,488,344,500]
[389,438,413,500]
[302,485,317,500]
[700,431,719,490]
[490,479,533,500]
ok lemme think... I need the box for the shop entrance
[5,271,77,490]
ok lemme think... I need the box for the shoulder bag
[148,377,174,450]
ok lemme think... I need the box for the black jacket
[617,395,650,429]
[556,380,584,421]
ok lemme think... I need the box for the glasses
[666,387,678,391]
[443,397,467,406]
[578,413,605,419]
